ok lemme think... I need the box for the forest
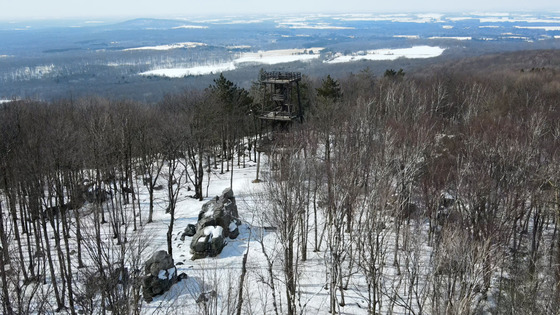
[1,50,560,314]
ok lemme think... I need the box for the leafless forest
[1,51,560,314]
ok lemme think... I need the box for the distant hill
[420,49,560,76]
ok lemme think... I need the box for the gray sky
[0,0,558,20]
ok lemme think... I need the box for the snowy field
[123,42,207,51]
[139,45,446,78]
[325,46,445,63]
[140,48,324,77]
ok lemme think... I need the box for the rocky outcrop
[180,224,197,241]
[142,250,181,302]
[190,188,241,259]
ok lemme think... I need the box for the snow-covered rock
[142,250,180,302]
[189,188,241,259]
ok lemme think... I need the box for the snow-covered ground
[2,129,552,314]
[325,46,445,63]
[133,156,398,315]
[235,47,324,64]
[140,47,324,77]
[171,25,208,29]
[429,36,472,40]
[515,26,560,31]
[393,35,420,39]
[277,22,355,30]
[124,42,207,51]
[106,156,372,314]
[141,62,236,77]
[139,45,446,77]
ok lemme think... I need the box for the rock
[209,233,226,256]
[180,224,197,241]
[191,234,211,253]
[190,226,227,258]
[145,250,174,276]
[221,187,234,200]
[228,219,240,239]
[190,188,240,259]
[142,251,180,302]
[178,272,188,281]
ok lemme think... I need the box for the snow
[140,47,324,77]
[393,35,420,39]
[157,267,177,280]
[325,45,445,63]
[417,13,444,21]
[235,47,323,64]
[171,25,208,29]
[429,36,472,40]
[123,42,206,51]
[229,221,237,232]
[167,267,176,280]
[211,19,267,24]
[334,13,443,23]
[0,100,13,104]
[140,62,236,77]
[277,22,355,30]
[515,26,560,31]
[479,17,560,23]
[447,17,476,21]
[3,139,547,315]
[203,226,223,238]
[203,206,216,217]
[226,45,251,49]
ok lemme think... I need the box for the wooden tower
[253,71,303,182]
[258,71,302,124]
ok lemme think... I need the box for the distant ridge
[419,49,560,76]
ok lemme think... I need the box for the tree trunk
[0,202,14,315]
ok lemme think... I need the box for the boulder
[142,250,180,302]
[190,226,226,259]
[190,188,240,259]
[180,224,197,241]
[228,219,241,239]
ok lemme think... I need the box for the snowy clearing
[140,62,236,77]
[123,42,207,51]
[235,47,324,64]
[140,47,324,77]
[429,36,472,40]
[515,26,560,31]
[171,25,208,29]
[325,45,445,63]
[277,22,355,30]
[393,35,420,39]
